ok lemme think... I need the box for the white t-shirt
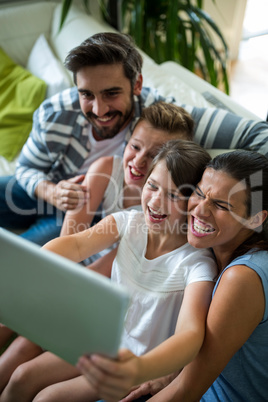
[78,125,128,175]
[112,209,218,356]
[102,155,141,217]
[82,156,141,265]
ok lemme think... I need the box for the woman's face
[142,160,188,234]
[187,168,252,254]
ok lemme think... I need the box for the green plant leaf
[59,0,72,31]
[134,0,145,47]
[83,0,90,14]
[180,4,228,91]
[59,0,230,92]
[192,5,228,52]
[166,0,178,60]
[99,0,110,22]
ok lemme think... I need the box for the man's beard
[85,97,134,140]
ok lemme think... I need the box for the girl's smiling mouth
[148,206,167,222]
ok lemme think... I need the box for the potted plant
[59,0,229,93]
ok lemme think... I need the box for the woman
[78,150,268,402]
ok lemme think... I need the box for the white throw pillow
[27,34,72,98]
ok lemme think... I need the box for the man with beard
[0,32,267,246]
[0,33,171,245]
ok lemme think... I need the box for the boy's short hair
[138,102,194,141]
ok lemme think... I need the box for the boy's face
[123,121,175,190]
[77,64,142,140]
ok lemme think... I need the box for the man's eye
[81,92,93,99]
[107,91,119,97]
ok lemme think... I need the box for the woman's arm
[149,265,265,402]
[43,214,119,264]
[77,280,214,401]
[60,156,113,236]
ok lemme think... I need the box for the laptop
[0,228,130,365]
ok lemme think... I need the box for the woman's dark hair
[146,139,211,197]
[207,150,268,257]
[64,32,143,88]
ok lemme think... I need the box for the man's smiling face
[77,63,142,140]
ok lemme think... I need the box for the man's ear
[247,210,268,230]
[133,74,143,96]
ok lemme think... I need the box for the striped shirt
[16,86,268,199]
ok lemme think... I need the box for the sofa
[0,0,267,178]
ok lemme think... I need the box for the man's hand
[35,175,88,211]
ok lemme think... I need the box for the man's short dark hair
[64,32,143,87]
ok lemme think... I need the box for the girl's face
[142,160,188,234]
[187,168,253,254]
[123,121,177,189]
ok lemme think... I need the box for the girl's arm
[136,280,214,378]
[43,214,119,264]
[60,156,113,236]
[77,280,214,402]
[148,265,265,402]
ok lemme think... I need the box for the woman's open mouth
[191,216,215,237]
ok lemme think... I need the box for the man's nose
[92,97,109,117]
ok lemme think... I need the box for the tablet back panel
[0,229,130,365]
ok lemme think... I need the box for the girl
[0,102,194,397]
[1,140,217,402]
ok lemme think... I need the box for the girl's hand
[77,348,140,402]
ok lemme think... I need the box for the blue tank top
[201,251,268,402]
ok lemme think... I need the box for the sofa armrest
[160,62,261,120]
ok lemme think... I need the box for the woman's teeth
[193,220,215,234]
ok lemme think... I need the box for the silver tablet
[0,228,130,365]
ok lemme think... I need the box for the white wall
[203,0,247,60]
